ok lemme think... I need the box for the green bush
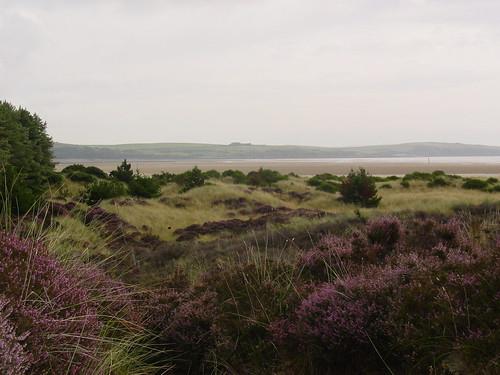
[179,167,205,192]
[110,159,134,182]
[84,180,127,205]
[152,171,176,185]
[488,185,500,192]
[203,169,221,179]
[486,177,498,184]
[61,164,87,174]
[317,181,340,193]
[62,164,108,179]
[427,177,449,188]
[84,166,108,179]
[340,168,381,207]
[128,176,161,198]
[246,168,287,186]
[403,171,433,181]
[380,183,393,189]
[67,171,96,183]
[222,169,247,184]
[308,173,341,187]
[47,172,64,185]
[400,180,410,188]
[462,179,489,191]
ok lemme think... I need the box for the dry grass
[98,177,500,242]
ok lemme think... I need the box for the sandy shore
[55,159,500,176]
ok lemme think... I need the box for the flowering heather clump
[144,287,219,373]
[0,230,131,373]
[366,216,402,250]
[407,215,470,251]
[270,273,392,372]
[297,235,352,281]
[0,297,30,375]
[270,214,500,373]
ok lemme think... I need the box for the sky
[1,0,500,147]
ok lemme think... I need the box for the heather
[0,230,154,374]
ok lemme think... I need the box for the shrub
[489,184,500,192]
[0,231,102,373]
[271,277,390,372]
[84,165,108,179]
[144,287,219,373]
[403,171,433,181]
[317,181,340,193]
[61,164,87,174]
[486,177,498,184]
[462,178,489,191]
[339,168,381,207]
[128,175,161,198]
[427,176,449,188]
[366,216,402,252]
[152,171,176,185]
[179,166,205,192]
[308,173,341,187]
[400,180,410,188]
[84,180,127,205]
[297,235,353,282]
[380,183,392,189]
[222,169,247,184]
[46,171,64,185]
[67,170,96,183]
[0,297,30,375]
[246,168,288,186]
[203,169,221,179]
[110,159,134,182]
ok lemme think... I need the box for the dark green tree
[0,101,54,214]
[340,168,381,207]
[110,159,134,182]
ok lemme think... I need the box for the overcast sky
[1,0,500,146]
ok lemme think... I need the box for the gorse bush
[152,171,176,185]
[61,163,87,174]
[427,176,449,187]
[178,166,205,192]
[246,168,288,186]
[339,168,381,207]
[62,164,108,179]
[222,169,247,184]
[110,159,134,182]
[463,178,489,191]
[309,174,342,193]
[308,173,341,187]
[84,165,108,179]
[203,169,221,179]
[84,180,127,205]
[67,170,96,183]
[128,175,161,198]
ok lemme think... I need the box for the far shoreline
[55,157,500,176]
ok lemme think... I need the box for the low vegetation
[1,102,499,374]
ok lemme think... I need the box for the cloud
[0,0,499,146]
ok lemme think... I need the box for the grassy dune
[99,176,500,242]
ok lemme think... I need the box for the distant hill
[53,142,500,160]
